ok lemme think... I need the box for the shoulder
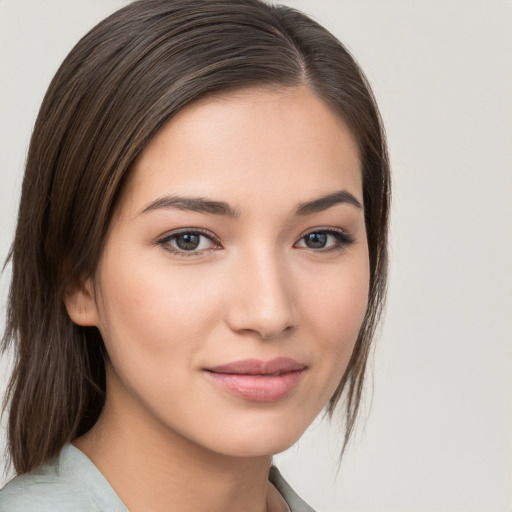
[269,466,317,512]
[0,445,126,512]
[0,471,98,512]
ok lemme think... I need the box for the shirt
[0,444,315,511]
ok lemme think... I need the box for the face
[71,85,369,457]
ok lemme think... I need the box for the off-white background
[1,1,511,511]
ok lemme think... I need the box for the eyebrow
[139,189,362,218]
[295,190,362,215]
[139,195,241,218]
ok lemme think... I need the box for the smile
[203,358,307,402]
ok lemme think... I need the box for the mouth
[203,358,307,402]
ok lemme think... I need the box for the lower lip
[204,370,305,402]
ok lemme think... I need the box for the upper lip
[205,357,306,376]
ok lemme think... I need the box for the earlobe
[64,278,99,327]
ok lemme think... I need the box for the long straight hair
[2,0,390,474]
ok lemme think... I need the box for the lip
[203,358,307,402]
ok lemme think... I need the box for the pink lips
[203,358,306,402]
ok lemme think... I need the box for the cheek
[94,256,223,366]
[302,251,370,381]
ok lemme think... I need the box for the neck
[73,369,285,512]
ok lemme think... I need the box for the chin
[196,417,310,459]
[214,438,299,459]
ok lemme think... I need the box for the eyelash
[156,227,355,257]
[157,228,222,257]
[296,228,355,252]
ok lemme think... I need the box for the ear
[64,278,100,327]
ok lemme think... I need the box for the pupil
[176,233,200,250]
[306,233,327,248]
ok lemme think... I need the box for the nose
[225,247,298,340]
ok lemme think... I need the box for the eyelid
[294,227,355,251]
[156,227,222,256]
[300,226,350,237]
[155,226,355,258]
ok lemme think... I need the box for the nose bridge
[226,243,297,339]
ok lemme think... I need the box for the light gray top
[0,444,315,511]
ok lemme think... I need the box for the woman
[0,0,390,510]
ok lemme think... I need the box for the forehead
[121,85,362,216]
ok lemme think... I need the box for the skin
[66,85,369,512]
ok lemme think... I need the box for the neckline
[60,444,305,511]
[59,443,306,512]
[60,444,129,511]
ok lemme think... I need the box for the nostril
[224,259,298,338]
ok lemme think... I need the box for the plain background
[0,1,511,511]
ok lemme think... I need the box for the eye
[295,228,355,252]
[157,229,221,256]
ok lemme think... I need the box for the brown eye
[175,233,202,251]
[158,229,221,256]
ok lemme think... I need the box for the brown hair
[2,0,390,474]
